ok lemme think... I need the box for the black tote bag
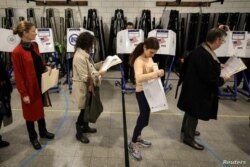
[84,87,103,123]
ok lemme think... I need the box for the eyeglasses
[220,38,226,43]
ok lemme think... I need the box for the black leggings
[76,109,85,126]
[132,91,150,142]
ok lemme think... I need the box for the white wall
[1,0,250,28]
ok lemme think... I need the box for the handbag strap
[87,56,96,96]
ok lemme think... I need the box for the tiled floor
[0,71,249,167]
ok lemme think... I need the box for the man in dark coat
[177,28,230,150]
[0,55,13,148]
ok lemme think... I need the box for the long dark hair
[74,32,95,53]
[129,37,159,66]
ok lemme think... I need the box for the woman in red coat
[12,21,54,150]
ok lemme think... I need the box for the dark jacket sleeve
[193,49,225,87]
[0,57,12,93]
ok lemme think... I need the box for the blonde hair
[13,21,34,38]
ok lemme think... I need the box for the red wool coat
[12,43,45,121]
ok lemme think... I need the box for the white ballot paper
[100,55,122,71]
[142,78,168,112]
[41,69,59,93]
[220,56,247,78]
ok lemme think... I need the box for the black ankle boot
[40,131,55,140]
[76,134,90,143]
[82,123,97,133]
[30,139,42,150]
[76,124,89,143]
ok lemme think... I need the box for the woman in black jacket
[0,55,13,148]
[177,28,230,150]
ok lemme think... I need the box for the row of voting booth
[0,27,60,92]
[214,31,250,100]
[0,28,55,53]
[64,27,177,93]
[1,25,250,100]
[116,29,176,93]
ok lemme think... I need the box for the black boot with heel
[76,124,89,143]
[38,118,55,140]
[26,121,42,150]
[82,122,97,133]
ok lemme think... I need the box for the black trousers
[132,92,150,143]
[181,113,198,142]
[26,118,47,141]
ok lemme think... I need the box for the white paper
[220,56,247,78]
[100,55,122,71]
[0,28,20,52]
[142,78,168,112]
[41,69,59,93]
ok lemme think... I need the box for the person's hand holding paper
[220,56,247,78]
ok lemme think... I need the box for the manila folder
[41,69,59,93]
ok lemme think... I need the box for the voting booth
[36,28,55,53]
[0,28,20,52]
[215,31,250,100]
[215,31,250,58]
[147,29,177,93]
[66,28,94,53]
[147,29,176,56]
[116,29,144,54]
[115,29,144,92]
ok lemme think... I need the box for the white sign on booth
[116,29,144,54]
[0,28,20,52]
[35,28,55,53]
[66,28,94,53]
[148,29,176,56]
[215,31,250,58]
